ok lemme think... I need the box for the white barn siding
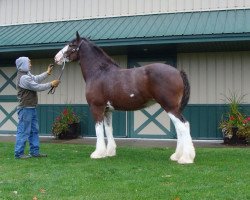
[1,0,250,25]
[177,51,250,104]
[2,52,249,105]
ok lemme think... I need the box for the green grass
[0,142,249,200]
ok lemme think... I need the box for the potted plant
[219,92,250,145]
[52,107,81,139]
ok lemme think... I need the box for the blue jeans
[15,108,40,158]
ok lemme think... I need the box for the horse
[54,32,195,164]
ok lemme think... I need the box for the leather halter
[65,39,84,61]
[48,40,84,94]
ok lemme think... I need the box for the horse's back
[143,63,180,76]
[143,63,184,110]
[143,63,183,88]
[100,63,184,111]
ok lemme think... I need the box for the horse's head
[54,31,83,65]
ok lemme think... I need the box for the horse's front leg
[104,111,116,157]
[90,121,107,159]
[90,106,107,159]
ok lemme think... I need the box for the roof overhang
[1,9,250,63]
[1,33,250,53]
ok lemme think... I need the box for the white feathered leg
[170,126,183,161]
[178,121,195,164]
[168,113,195,164]
[104,112,117,157]
[90,121,107,159]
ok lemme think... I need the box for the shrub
[219,92,250,138]
[52,107,80,137]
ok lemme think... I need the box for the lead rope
[48,58,66,94]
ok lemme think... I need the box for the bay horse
[54,32,195,164]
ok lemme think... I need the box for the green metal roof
[1,9,250,52]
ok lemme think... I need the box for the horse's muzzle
[54,52,64,65]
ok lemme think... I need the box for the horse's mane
[83,38,119,68]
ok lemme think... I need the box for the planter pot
[223,126,248,145]
[230,126,238,144]
[57,123,81,139]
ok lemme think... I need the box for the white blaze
[54,45,69,65]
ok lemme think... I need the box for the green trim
[0,131,16,134]
[37,104,91,136]
[127,110,176,139]
[0,70,16,92]
[0,43,65,52]
[128,104,250,139]
[134,109,168,135]
[0,105,18,127]
[97,34,250,47]
[184,104,250,139]
[129,134,176,139]
[1,34,250,52]
[0,96,17,102]
[37,104,126,137]
[126,111,133,138]
[1,104,250,139]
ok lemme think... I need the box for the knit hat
[15,57,30,72]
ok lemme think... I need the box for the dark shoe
[30,153,47,158]
[15,154,32,159]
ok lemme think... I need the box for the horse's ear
[76,31,81,41]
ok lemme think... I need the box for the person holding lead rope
[14,56,60,159]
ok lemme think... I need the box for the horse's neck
[79,53,119,82]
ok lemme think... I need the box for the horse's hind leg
[170,124,182,162]
[169,114,188,162]
[168,113,195,164]
[104,111,117,157]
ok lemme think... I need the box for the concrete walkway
[0,134,226,148]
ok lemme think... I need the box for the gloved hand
[47,64,54,75]
[51,80,60,87]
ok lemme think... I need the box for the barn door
[127,57,177,139]
[0,66,18,134]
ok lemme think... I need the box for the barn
[1,0,250,139]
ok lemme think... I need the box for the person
[14,56,60,159]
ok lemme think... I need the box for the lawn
[0,142,249,200]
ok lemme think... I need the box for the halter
[48,39,84,94]
[65,39,84,60]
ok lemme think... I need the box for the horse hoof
[177,157,194,164]
[107,144,116,157]
[90,150,107,159]
[107,149,116,157]
[170,153,179,161]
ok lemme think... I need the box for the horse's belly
[112,98,156,111]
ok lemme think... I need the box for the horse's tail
[179,70,190,113]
